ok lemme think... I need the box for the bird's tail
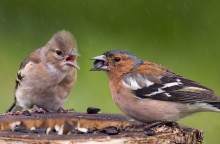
[7,102,22,112]
[207,101,220,112]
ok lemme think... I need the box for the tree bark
[0,112,203,144]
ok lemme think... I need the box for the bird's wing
[122,71,218,104]
[15,49,41,89]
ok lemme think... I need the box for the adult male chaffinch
[91,50,220,123]
[7,30,80,112]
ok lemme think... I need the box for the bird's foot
[31,105,48,113]
[145,121,178,130]
[4,111,21,115]
[57,107,75,113]
[144,121,179,135]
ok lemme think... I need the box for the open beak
[65,52,80,70]
[90,55,109,71]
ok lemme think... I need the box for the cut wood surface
[0,111,203,144]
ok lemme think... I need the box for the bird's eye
[114,57,121,62]
[56,50,63,56]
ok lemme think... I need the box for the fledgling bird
[7,30,80,112]
[91,50,220,122]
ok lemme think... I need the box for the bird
[91,50,220,123]
[7,30,80,112]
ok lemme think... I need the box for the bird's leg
[57,107,67,113]
[144,121,179,134]
[163,121,179,127]
[144,121,163,130]
[31,105,48,113]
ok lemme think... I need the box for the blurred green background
[0,0,220,143]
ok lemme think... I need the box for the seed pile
[7,107,179,137]
[10,121,120,136]
[9,107,123,136]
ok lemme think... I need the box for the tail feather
[207,102,220,111]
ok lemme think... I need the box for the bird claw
[31,105,47,113]
[57,107,67,113]
[57,107,75,113]
[144,121,179,133]
[4,111,21,115]
[164,121,179,127]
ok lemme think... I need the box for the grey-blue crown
[103,50,143,71]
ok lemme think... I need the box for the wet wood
[0,112,203,144]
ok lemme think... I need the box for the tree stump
[0,111,203,144]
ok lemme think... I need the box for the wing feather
[122,71,217,104]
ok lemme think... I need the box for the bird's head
[43,30,80,71]
[91,50,143,76]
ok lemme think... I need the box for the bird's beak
[90,55,109,71]
[65,52,80,70]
